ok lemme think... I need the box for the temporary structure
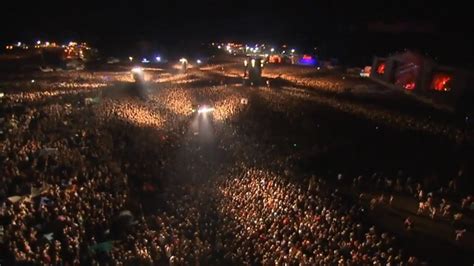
[371,51,474,112]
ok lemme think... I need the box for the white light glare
[131,67,143,74]
[197,106,215,114]
[155,56,161,62]
[196,59,202,64]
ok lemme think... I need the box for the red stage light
[404,82,416,90]
[377,63,385,74]
[431,74,452,91]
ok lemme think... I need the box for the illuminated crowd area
[0,54,473,265]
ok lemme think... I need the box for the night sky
[1,0,473,66]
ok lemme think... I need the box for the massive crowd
[216,168,410,265]
[220,63,474,144]
[1,88,130,264]
[0,69,472,265]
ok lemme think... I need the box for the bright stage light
[131,67,143,74]
[131,67,144,82]
[197,106,214,114]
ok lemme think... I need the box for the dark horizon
[2,0,473,67]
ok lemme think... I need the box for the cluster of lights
[64,46,75,56]
[214,42,245,54]
[245,44,295,56]
[5,42,30,50]
[63,42,90,59]
[127,56,162,63]
[248,59,264,68]
[4,40,91,57]
[34,41,59,49]
[213,42,296,56]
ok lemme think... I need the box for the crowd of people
[0,71,246,264]
[221,63,474,144]
[0,83,132,264]
[216,168,412,265]
[1,67,472,265]
[354,171,473,242]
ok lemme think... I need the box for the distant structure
[243,57,264,85]
[62,42,96,61]
[371,51,474,113]
[268,54,283,64]
[3,41,97,61]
